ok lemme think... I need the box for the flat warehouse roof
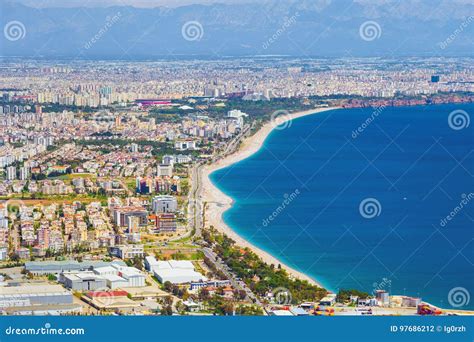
[0,284,70,295]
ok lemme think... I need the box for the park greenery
[202,227,327,305]
[336,289,370,303]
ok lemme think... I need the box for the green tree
[160,305,173,316]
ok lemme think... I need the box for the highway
[185,124,263,306]
[202,247,262,306]
[188,123,252,240]
[187,162,203,239]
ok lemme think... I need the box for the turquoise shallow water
[211,104,474,309]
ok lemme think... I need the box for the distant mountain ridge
[1,0,473,58]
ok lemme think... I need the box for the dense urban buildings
[0,56,472,317]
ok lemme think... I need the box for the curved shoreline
[201,107,339,288]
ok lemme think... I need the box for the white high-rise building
[19,166,29,180]
[6,166,16,180]
[152,195,177,214]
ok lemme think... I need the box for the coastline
[200,107,339,288]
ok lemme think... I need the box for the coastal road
[215,123,252,161]
[190,163,263,308]
[189,123,251,240]
[188,163,204,239]
[202,247,262,307]
[189,124,263,307]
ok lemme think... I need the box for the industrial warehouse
[145,256,206,284]
[0,283,81,315]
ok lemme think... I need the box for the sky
[7,0,258,8]
[8,0,474,8]
[2,0,473,57]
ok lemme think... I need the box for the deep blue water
[211,104,474,310]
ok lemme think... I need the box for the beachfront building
[268,309,294,316]
[401,296,422,308]
[319,294,337,306]
[375,290,390,306]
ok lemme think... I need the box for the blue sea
[211,104,474,310]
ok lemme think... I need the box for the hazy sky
[9,0,474,9]
[3,0,473,57]
[9,0,258,8]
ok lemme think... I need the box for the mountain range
[1,0,473,58]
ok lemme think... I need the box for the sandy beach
[200,107,339,288]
